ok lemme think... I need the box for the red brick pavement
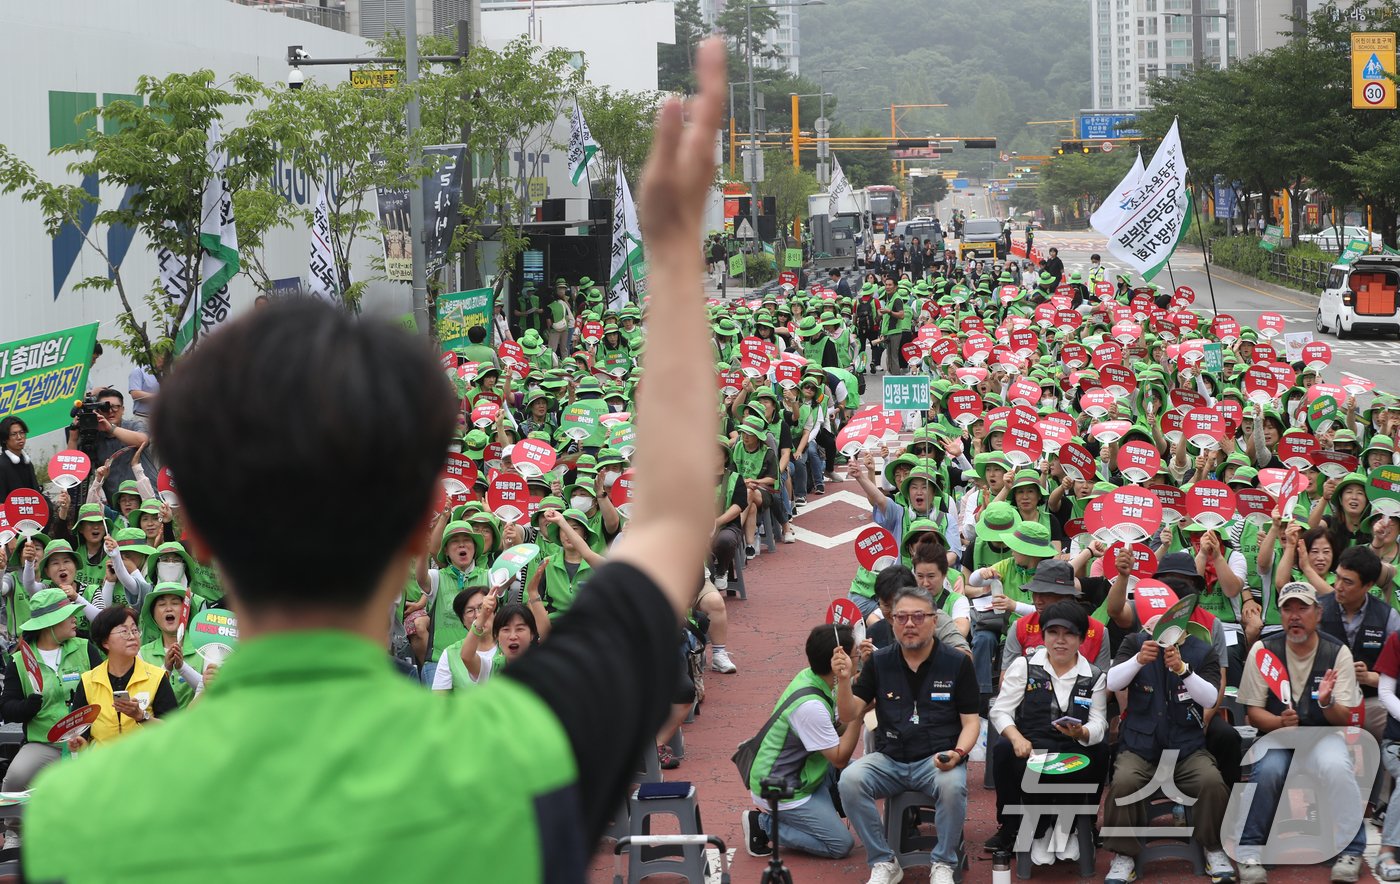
[588,492,1366,884]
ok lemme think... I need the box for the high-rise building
[1090,0,1237,111]
[699,0,799,74]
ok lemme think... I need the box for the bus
[865,185,899,234]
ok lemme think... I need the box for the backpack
[855,298,876,337]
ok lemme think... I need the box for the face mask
[602,472,619,489]
[447,442,462,454]
[157,562,186,584]
[570,496,593,513]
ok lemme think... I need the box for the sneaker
[865,860,903,884]
[1105,853,1138,884]
[1331,854,1362,883]
[984,823,1017,853]
[813,485,826,495]
[930,862,955,884]
[745,544,757,560]
[742,810,772,857]
[1237,859,1267,884]
[1206,849,1236,882]
[657,744,679,770]
[711,648,737,673]
[782,528,796,544]
[794,495,807,505]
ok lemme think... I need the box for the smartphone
[1051,715,1083,728]
[113,690,130,703]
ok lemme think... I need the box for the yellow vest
[80,656,167,744]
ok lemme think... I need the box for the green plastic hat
[19,588,85,632]
[1008,469,1045,496]
[738,415,767,437]
[519,330,545,355]
[36,540,79,575]
[437,520,486,567]
[545,508,594,546]
[1004,520,1055,558]
[112,527,156,558]
[75,503,107,525]
[126,499,162,530]
[463,429,490,459]
[715,318,739,337]
[899,467,941,500]
[144,541,199,584]
[113,480,141,501]
[976,501,1019,541]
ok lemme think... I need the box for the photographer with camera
[66,389,152,502]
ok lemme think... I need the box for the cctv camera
[288,68,304,90]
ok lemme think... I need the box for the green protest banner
[1026,753,1090,775]
[1259,225,1284,252]
[729,252,746,278]
[785,248,802,267]
[1368,465,1400,517]
[0,323,98,437]
[1307,394,1339,433]
[1202,342,1224,374]
[438,288,494,349]
[1339,238,1372,265]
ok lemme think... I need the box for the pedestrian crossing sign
[1352,33,1396,109]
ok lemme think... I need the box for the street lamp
[743,0,824,248]
[815,65,866,183]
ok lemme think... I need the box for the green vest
[528,554,593,616]
[22,630,579,884]
[849,564,877,599]
[430,565,487,657]
[12,637,90,744]
[802,337,825,365]
[972,538,1013,573]
[443,637,476,691]
[881,296,908,337]
[730,440,768,480]
[139,639,198,710]
[828,368,861,409]
[747,669,836,801]
[834,329,852,369]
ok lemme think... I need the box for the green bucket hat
[437,520,486,567]
[884,453,920,487]
[714,318,739,337]
[902,518,950,553]
[976,501,1019,542]
[545,508,594,546]
[37,540,80,576]
[112,527,157,559]
[1004,520,1055,558]
[144,541,199,584]
[738,415,767,437]
[74,503,109,527]
[463,429,490,459]
[519,330,545,355]
[1008,469,1045,496]
[19,587,85,632]
[899,467,941,500]
[126,499,163,530]
[113,480,142,503]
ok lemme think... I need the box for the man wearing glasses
[836,585,981,884]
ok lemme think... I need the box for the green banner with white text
[438,288,494,350]
[0,323,99,436]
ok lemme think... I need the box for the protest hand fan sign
[1061,343,1088,370]
[157,466,178,507]
[498,340,526,371]
[1092,342,1124,370]
[1094,281,1115,301]
[1183,407,1226,450]
[1251,341,1277,364]
[963,334,994,364]
[1340,374,1376,395]
[486,474,532,525]
[854,525,898,573]
[1099,487,1163,543]
[835,417,878,456]
[1170,389,1207,414]
[1212,315,1241,344]
[1174,285,1196,306]
[47,705,101,744]
[718,369,744,397]
[1089,420,1133,445]
[929,337,960,366]
[46,451,90,490]
[608,468,636,517]
[955,366,988,386]
[1003,424,1044,467]
[902,342,926,368]
[1150,483,1187,525]
[471,401,500,428]
[1258,312,1286,338]
[1106,540,1156,586]
[1007,378,1040,407]
[774,361,801,389]
[510,439,557,478]
[1080,389,1117,419]
[1367,465,1400,518]
[1059,443,1097,484]
[1027,753,1091,776]
[1117,441,1162,484]
[1235,488,1277,526]
[489,544,541,589]
[1185,480,1236,530]
[1278,433,1318,470]
[1302,341,1332,371]
[948,390,983,427]
[1216,400,1243,435]
[1255,647,1292,709]
[1266,362,1296,393]
[1100,364,1137,398]
[1159,411,1186,446]
[1243,365,1280,404]
[1133,578,1179,625]
[442,453,478,497]
[4,492,47,539]
[18,640,41,692]
[562,402,603,441]
[1034,419,1073,453]
[1152,593,1198,646]
[825,598,866,646]
[1312,449,1359,481]
[582,321,604,345]
[1307,395,1339,434]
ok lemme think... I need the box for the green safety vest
[730,440,768,481]
[443,637,477,691]
[827,368,861,409]
[23,630,578,884]
[527,554,593,616]
[12,637,90,744]
[1231,519,1263,618]
[430,564,487,658]
[834,329,852,370]
[849,563,877,599]
[802,337,826,365]
[747,669,837,802]
[139,638,198,711]
[881,296,908,337]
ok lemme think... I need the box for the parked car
[1299,225,1384,252]
[1317,254,1400,338]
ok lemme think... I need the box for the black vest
[1319,593,1389,698]
[872,641,968,763]
[1119,633,1213,765]
[1261,632,1344,726]
[1014,657,1101,748]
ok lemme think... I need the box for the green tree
[1035,150,1134,215]
[0,71,288,375]
[575,85,663,190]
[716,3,780,67]
[911,173,948,208]
[658,0,706,94]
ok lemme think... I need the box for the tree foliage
[757,153,822,245]
[576,85,663,190]
[1035,151,1135,212]
[658,0,705,94]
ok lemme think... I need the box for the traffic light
[1056,141,1082,155]
[963,138,997,149]
[895,138,932,149]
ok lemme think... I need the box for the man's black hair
[1090,253,1101,262]
[97,388,124,405]
[805,623,853,675]
[452,585,489,622]
[467,325,487,344]
[874,564,916,604]
[1040,599,1088,639]
[1338,544,1383,588]
[152,299,456,610]
[828,267,840,277]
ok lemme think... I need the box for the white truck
[807,189,869,272]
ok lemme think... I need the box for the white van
[1317,254,1400,338]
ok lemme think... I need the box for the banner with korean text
[0,323,99,436]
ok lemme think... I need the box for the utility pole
[457,17,480,294]
[404,0,430,338]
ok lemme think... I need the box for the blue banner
[1078,113,1140,140]
[1213,181,1238,220]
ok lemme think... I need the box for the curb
[1198,261,1322,306]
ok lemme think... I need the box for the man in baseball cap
[1000,560,1109,672]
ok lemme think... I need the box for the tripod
[758,776,794,884]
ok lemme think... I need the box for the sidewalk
[587,362,1374,884]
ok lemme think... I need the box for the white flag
[828,155,854,218]
[177,122,239,352]
[1089,151,1144,241]
[608,166,643,311]
[308,185,341,303]
[1090,118,1192,281]
[567,103,599,187]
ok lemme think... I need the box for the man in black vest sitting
[1235,581,1366,884]
[1319,545,1399,752]
[1102,602,1234,884]
[836,585,980,884]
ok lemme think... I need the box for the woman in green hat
[1315,471,1375,549]
[530,508,603,615]
[128,498,173,551]
[138,582,205,709]
[519,329,557,373]
[1006,470,1065,553]
[413,515,489,686]
[520,388,557,439]
[0,587,103,804]
[104,528,155,614]
[544,283,573,358]
[18,539,109,631]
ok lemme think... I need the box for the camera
[288,68,304,90]
[69,394,111,463]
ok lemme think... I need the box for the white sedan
[1298,225,1384,252]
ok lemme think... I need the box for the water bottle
[992,849,1012,884]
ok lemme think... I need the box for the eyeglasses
[6,430,24,438]
[892,612,931,626]
[110,627,141,639]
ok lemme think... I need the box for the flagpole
[1192,186,1221,317]
[1165,260,1177,295]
